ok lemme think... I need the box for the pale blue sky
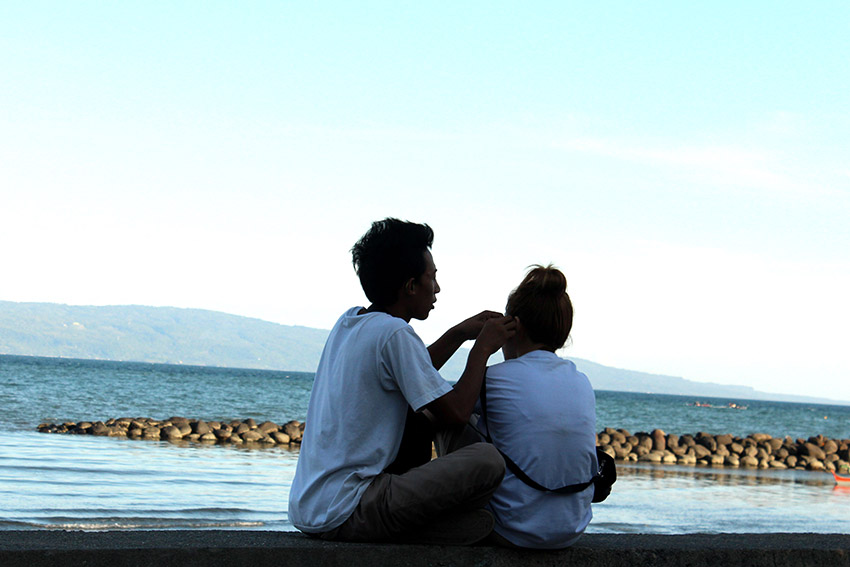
[2,2,848,400]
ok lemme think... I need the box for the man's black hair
[351,218,434,307]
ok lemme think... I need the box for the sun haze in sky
[1,3,848,400]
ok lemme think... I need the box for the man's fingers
[476,310,503,321]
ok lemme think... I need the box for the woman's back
[479,350,597,549]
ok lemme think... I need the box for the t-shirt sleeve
[380,326,453,411]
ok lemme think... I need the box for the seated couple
[288,218,597,549]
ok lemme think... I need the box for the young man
[288,218,515,544]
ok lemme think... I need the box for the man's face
[411,249,440,320]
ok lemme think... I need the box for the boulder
[241,430,265,442]
[271,431,291,444]
[651,429,666,452]
[192,420,212,436]
[142,427,161,439]
[678,453,697,465]
[613,445,631,460]
[692,445,711,459]
[696,434,717,452]
[90,422,109,436]
[670,445,688,457]
[801,443,827,460]
[106,425,127,437]
[284,421,304,442]
[715,434,734,446]
[213,428,232,440]
[257,421,280,434]
[740,455,759,467]
[161,425,183,440]
[639,451,664,463]
[610,431,627,444]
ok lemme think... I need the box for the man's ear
[404,277,417,296]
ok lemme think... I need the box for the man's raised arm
[427,310,503,370]
[425,315,516,426]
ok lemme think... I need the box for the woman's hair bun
[520,264,567,297]
[506,264,573,351]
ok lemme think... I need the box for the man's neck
[363,303,411,322]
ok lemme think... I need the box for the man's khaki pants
[319,419,504,542]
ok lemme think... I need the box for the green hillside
[0,301,328,371]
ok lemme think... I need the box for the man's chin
[413,309,433,321]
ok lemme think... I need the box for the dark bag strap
[479,376,597,495]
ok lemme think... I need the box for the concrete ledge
[1,531,848,567]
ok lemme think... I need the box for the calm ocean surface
[2,354,849,533]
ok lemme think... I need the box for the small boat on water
[687,401,748,410]
[831,471,850,486]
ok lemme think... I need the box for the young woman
[477,265,598,549]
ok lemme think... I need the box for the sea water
[1,355,849,532]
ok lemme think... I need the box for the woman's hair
[351,218,434,307]
[505,264,573,352]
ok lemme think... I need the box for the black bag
[479,377,615,503]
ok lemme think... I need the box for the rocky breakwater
[596,428,850,472]
[37,417,304,447]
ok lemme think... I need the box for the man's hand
[426,314,517,426]
[454,310,504,341]
[473,315,517,356]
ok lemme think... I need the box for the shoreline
[2,531,849,567]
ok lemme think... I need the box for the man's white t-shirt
[478,350,597,549]
[288,307,453,533]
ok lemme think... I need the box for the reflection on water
[617,462,838,487]
[0,432,300,531]
[4,432,850,534]
[589,463,850,535]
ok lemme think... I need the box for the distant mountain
[0,301,328,371]
[0,300,843,405]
